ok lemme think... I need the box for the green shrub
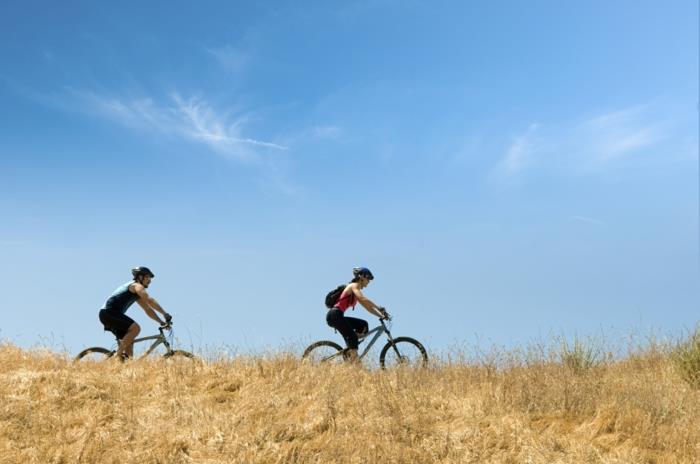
[674,328,700,389]
[559,337,603,374]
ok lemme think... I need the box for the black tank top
[102,281,140,314]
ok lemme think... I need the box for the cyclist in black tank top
[98,266,171,360]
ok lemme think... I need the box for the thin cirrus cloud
[70,89,288,162]
[579,105,664,162]
[492,123,540,178]
[310,125,342,139]
[491,104,668,181]
[570,216,606,226]
[205,45,250,75]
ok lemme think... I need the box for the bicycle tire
[302,340,345,364]
[75,347,113,361]
[163,349,195,359]
[379,337,428,369]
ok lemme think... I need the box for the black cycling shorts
[326,308,368,350]
[99,309,135,340]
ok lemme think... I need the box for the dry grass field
[0,339,698,464]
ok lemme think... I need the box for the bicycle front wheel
[75,347,113,361]
[302,341,345,364]
[379,337,428,368]
[163,349,195,360]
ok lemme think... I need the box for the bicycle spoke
[302,341,345,364]
[380,337,428,368]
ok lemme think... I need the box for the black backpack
[325,285,346,309]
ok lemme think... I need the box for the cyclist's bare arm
[133,284,168,325]
[135,299,165,324]
[349,284,385,318]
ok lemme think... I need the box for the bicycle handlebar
[378,307,391,321]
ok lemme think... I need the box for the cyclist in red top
[326,267,389,362]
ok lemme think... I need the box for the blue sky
[0,1,697,356]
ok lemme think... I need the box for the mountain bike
[75,321,194,361]
[302,317,428,368]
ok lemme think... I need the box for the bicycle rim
[302,341,345,364]
[379,337,428,369]
[163,349,195,359]
[162,350,196,365]
[75,347,113,361]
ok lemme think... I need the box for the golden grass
[0,343,698,464]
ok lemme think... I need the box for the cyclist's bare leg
[117,323,140,358]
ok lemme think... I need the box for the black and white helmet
[131,266,155,279]
[352,267,374,280]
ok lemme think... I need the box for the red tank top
[334,287,357,313]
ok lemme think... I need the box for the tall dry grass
[0,340,698,464]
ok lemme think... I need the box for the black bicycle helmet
[131,266,155,279]
[352,267,374,280]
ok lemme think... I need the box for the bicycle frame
[116,327,173,358]
[355,319,395,360]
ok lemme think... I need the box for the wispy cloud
[7,79,300,194]
[493,123,540,178]
[172,94,288,155]
[205,45,249,75]
[580,105,664,161]
[70,90,288,162]
[309,125,342,139]
[489,103,672,183]
[272,123,347,151]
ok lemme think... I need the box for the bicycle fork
[381,320,404,360]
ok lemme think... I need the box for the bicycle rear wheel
[379,337,428,368]
[302,341,345,364]
[75,347,114,361]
